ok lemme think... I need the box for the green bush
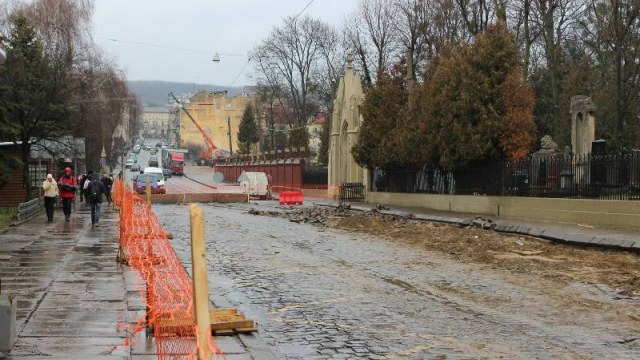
[0,207,17,232]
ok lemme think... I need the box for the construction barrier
[278,190,304,205]
[113,180,220,359]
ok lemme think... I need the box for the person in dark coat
[87,173,105,228]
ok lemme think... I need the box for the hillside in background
[127,80,244,107]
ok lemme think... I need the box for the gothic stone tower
[328,55,367,198]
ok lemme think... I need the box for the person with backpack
[58,167,78,221]
[87,173,105,229]
[83,170,94,203]
[101,172,114,204]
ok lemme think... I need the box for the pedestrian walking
[42,174,58,222]
[87,173,105,229]
[83,170,94,204]
[78,173,87,202]
[58,167,78,221]
[101,172,113,203]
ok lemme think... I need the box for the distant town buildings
[142,107,173,139]
[179,91,258,155]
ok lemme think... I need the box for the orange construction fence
[113,180,220,359]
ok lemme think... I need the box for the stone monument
[570,95,597,157]
[531,135,560,190]
[328,54,367,198]
[570,95,597,185]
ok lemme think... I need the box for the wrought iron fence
[371,152,640,200]
[339,183,366,203]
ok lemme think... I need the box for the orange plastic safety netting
[113,180,220,359]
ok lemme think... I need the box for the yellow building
[179,91,257,156]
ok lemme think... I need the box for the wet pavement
[0,200,157,360]
[2,190,639,359]
[155,201,640,360]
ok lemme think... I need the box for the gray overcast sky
[92,0,356,87]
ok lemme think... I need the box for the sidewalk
[312,200,640,251]
[0,199,276,360]
[0,200,139,359]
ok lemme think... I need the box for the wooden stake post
[189,204,211,360]
[145,177,151,207]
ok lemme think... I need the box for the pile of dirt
[250,205,640,298]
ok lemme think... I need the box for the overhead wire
[97,37,244,57]
[226,0,316,89]
[100,1,316,89]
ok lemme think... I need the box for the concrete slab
[213,336,248,355]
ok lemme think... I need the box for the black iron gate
[339,182,365,202]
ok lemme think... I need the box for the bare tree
[531,0,586,120]
[343,0,398,87]
[343,11,375,85]
[22,0,94,68]
[456,0,495,35]
[581,0,640,145]
[393,0,428,85]
[250,15,337,130]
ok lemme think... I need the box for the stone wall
[367,192,640,231]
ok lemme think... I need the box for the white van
[238,172,269,199]
[143,167,165,187]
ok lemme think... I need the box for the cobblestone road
[154,203,640,360]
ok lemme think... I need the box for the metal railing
[372,152,640,200]
[339,183,366,203]
[16,197,44,222]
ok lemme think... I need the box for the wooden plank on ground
[210,320,255,332]
[212,329,235,336]
[209,308,238,316]
[210,314,246,323]
[234,327,257,334]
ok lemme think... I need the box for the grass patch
[0,207,17,232]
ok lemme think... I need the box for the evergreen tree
[352,61,412,170]
[0,13,72,199]
[317,112,331,165]
[237,104,259,154]
[417,23,535,169]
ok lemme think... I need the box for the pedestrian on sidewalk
[101,172,113,203]
[87,173,105,229]
[78,173,87,202]
[42,173,59,222]
[58,167,78,221]
[83,170,94,204]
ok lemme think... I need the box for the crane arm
[169,92,217,159]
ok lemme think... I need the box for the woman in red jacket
[58,167,78,221]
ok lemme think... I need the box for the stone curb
[316,203,639,252]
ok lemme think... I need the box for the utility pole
[227,116,233,156]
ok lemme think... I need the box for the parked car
[162,168,172,180]
[132,173,165,194]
